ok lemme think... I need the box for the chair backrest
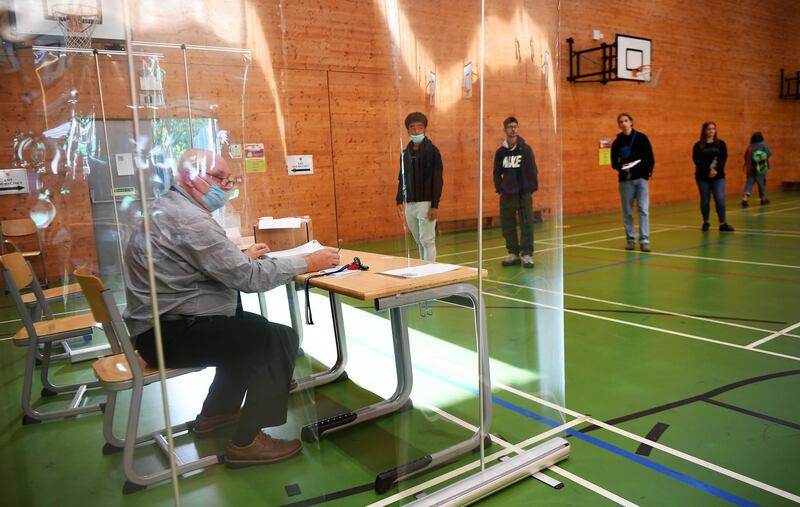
[0,252,33,290]
[73,268,124,357]
[2,240,19,253]
[1,218,38,237]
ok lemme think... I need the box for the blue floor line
[345,333,761,506]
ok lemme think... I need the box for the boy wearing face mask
[396,112,444,261]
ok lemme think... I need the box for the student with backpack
[741,132,772,207]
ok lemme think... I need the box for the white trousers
[404,201,437,261]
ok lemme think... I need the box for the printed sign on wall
[287,155,313,176]
[0,169,30,195]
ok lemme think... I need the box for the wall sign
[287,155,313,176]
[0,168,30,195]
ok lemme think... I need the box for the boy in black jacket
[610,112,655,251]
[493,117,538,268]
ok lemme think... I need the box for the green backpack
[752,149,769,174]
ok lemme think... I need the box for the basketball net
[631,65,662,88]
[50,4,99,49]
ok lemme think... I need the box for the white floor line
[483,292,800,362]
[437,225,626,260]
[562,244,800,270]
[493,383,800,504]
[650,223,800,237]
[727,198,800,215]
[746,321,800,349]
[483,278,800,339]
[749,205,800,216]
[367,409,634,507]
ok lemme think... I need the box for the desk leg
[374,284,492,494]
[286,282,304,347]
[301,305,413,442]
[257,292,268,320]
[291,292,348,393]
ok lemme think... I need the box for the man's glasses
[205,173,235,190]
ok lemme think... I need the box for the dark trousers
[137,312,299,443]
[697,178,727,223]
[500,192,534,255]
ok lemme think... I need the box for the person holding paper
[493,116,539,268]
[396,112,444,261]
[611,112,655,251]
[124,149,339,468]
[693,121,734,232]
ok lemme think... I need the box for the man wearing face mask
[396,112,444,261]
[124,149,339,468]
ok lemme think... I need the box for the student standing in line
[692,122,734,231]
[741,131,772,207]
[396,112,443,261]
[610,112,655,252]
[493,116,538,268]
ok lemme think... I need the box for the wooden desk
[293,249,491,494]
[295,249,485,300]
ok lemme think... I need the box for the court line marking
[541,243,800,270]
[649,223,800,238]
[483,292,800,362]
[746,321,800,349]
[494,384,800,504]
[750,205,800,216]
[367,410,636,507]
[727,198,800,215]
[436,226,625,260]
[484,279,800,339]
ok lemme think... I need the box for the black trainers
[701,222,710,231]
[741,199,749,208]
[719,223,735,232]
[760,198,770,205]
[625,241,635,250]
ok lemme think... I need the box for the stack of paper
[265,240,324,258]
[258,217,303,229]
[380,263,460,278]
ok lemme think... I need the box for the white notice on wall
[0,169,30,195]
[287,155,314,176]
[115,153,135,176]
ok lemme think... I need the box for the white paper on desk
[380,263,460,278]
[258,217,302,229]
[621,159,641,171]
[265,240,323,258]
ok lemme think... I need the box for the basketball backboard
[8,0,125,43]
[616,34,651,81]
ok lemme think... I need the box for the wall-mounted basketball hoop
[49,3,99,49]
[567,34,654,86]
[780,69,800,100]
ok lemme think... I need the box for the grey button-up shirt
[123,186,307,336]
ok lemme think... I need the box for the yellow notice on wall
[598,148,611,166]
[245,158,266,173]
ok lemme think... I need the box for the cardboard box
[253,217,313,251]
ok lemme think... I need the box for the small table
[294,249,492,494]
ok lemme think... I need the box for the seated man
[124,149,339,467]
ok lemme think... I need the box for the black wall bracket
[780,69,800,100]
[566,37,618,84]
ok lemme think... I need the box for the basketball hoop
[631,65,662,88]
[50,3,99,49]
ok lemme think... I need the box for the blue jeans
[618,178,649,244]
[744,173,767,199]
[697,178,726,223]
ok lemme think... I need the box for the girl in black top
[692,122,734,231]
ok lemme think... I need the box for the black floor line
[280,482,374,507]
[578,369,800,434]
[635,422,670,456]
[703,398,800,430]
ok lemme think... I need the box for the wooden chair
[75,268,219,494]
[1,252,103,423]
[1,218,49,287]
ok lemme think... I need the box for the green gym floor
[1,193,798,506]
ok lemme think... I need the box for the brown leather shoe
[225,433,303,468]
[191,411,240,437]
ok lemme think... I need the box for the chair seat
[22,283,82,305]
[13,312,97,342]
[93,352,202,387]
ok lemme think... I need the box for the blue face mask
[410,133,425,144]
[202,184,229,211]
